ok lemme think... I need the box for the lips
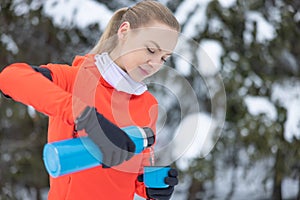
[139,66,150,76]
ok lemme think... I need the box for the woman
[0,0,180,199]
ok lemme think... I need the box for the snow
[182,4,208,37]
[244,11,277,44]
[218,0,236,8]
[244,96,277,121]
[295,11,300,22]
[175,0,238,37]
[272,80,300,142]
[175,0,211,37]
[43,0,112,29]
[268,2,282,24]
[12,0,30,16]
[174,0,202,25]
[213,160,273,199]
[11,0,42,16]
[208,17,224,34]
[280,50,299,74]
[172,113,217,171]
[27,106,36,118]
[197,40,223,76]
[173,38,224,77]
[282,178,300,199]
[1,34,19,54]
[244,80,300,142]
[214,156,299,199]
[173,38,193,76]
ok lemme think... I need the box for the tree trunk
[297,176,300,200]
[272,150,283,200]
[187,177,204,200]
[36,187,41,200]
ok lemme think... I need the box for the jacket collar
[94,52,147,95]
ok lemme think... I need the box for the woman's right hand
[75,106,136,167]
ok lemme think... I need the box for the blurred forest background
[0,0,299,199]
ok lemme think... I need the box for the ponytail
[90,8,127,54]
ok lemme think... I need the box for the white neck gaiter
[94,52,147,95]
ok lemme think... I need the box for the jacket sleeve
[0,63,86,125]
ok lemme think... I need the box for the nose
[148,58,163,71]
[148,61,162,73]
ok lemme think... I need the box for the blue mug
[144,166,171,188]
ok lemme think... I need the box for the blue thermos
[43,126,155,178]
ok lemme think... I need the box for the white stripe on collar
[94,52,147,95]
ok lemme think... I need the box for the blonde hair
[90,0,180,54]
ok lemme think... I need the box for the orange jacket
[0,55,158,199]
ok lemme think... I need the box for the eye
[147,47,155,54]
[162,55,171,63]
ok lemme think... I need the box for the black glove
[138,168,178,200]
[75,106,136,167]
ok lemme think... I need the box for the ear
[117,21,131,40]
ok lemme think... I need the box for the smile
[139,66,150,76]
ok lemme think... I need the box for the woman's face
[110,21,179,82]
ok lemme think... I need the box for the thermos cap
[142,127,155,147]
